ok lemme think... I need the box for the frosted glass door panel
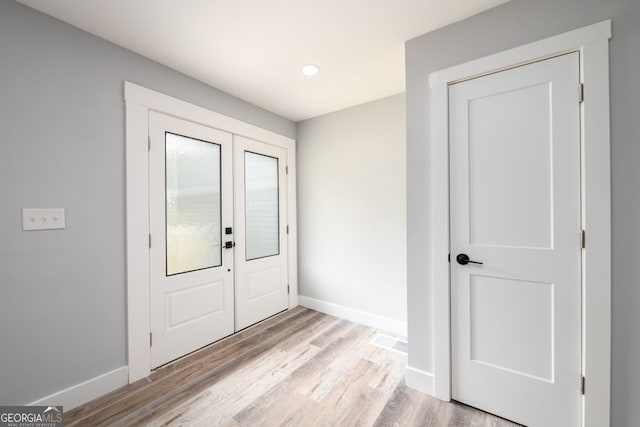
[245,151,279,261]
[166,133,221,275]
[234,136,288,331]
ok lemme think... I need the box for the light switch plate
[22,208,66,231]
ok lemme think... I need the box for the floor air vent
[371,334,408,355]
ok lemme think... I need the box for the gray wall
[297,94,407,325]
[0,0,294,405]
[405,0,639,425]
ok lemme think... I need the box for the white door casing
[126,83,298,382]
[425,20,611,427]
[449,52,581,426]
[149,111,234,368]
[234,136,289,330]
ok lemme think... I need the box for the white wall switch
[22,208,66,231]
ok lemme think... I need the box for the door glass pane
[245,151,279,260]
[166,132,221,275]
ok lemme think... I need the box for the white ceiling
[17,0,508,121]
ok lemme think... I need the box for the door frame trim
[124,82,298,383]
[429,20,611,427]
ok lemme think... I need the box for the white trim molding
[298,295,407,337]
[427,20,611,427]
[124,82,298,383]
[28,367,128,411]
[406,366,434,395]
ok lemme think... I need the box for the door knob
[456,253,483,265]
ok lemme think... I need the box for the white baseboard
[298,295,407,336]
[406,366,435,395]
[28,366,128,411]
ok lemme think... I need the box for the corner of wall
[298,295,407,337]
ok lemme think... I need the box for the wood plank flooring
[64,307,519,426]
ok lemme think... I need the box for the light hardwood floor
[64,307,519,426]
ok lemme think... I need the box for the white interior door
[234,136,288,331]
[149,111,234,368]
[449,52,582,426]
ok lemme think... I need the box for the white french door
[149,113,289,368]
[449,52,582,426]
[233,136,289,331]
[149,112,234,369]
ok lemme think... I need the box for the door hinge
[149,234,152,249]
[286,166,289,175]
[580,230,586,249]
[148,136,151,151]
[286,225,289,234]
[579,83,584,103]
[287,285,290,294]
[581,376,586,395]
[448,253,451,263]
[150,332,153,347]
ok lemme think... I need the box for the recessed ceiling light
[301,64,320,77]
